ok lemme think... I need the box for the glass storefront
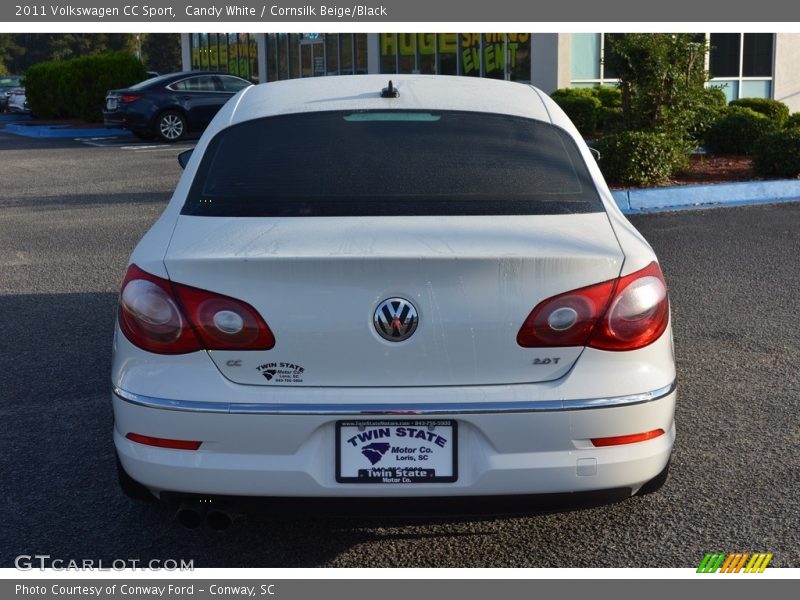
[187,32,775,100]
[266,33,368,81]
[189,33,258,81]
[379,33,531,81]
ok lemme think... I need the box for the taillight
[120,94,142,103]
[119,265,200,354]
[172,281,275,350]
[517,261,669,351]
[588,262,669,351]
[118,264,275,354]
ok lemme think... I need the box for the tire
[116,455,157,503]
[155,110,187,142]
[636,459,670,496]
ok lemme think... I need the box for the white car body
[112,75,676,508]
[7,87,29,113]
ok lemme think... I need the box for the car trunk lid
[164,213,623,387]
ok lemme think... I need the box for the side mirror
[178,148,194,169]
[589,147,601,161]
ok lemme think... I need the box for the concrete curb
[611,180,800,214]
[3,122,131,138]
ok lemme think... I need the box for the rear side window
[218,75,252,92]
[182,110,603,217]
[170,76,218,92]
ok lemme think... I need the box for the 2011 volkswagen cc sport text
[112,75,676,521]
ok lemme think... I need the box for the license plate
[336,420,457,484]
[106,99,118,110]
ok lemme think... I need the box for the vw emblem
[374,298,418,342]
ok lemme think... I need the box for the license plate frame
[335,419,458,484]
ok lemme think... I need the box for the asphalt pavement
[0,131,797,568]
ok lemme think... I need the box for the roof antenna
[381,80,399,98]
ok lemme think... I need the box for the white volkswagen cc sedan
[112,75,675,525]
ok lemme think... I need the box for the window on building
[710,33,774,102]
[438,34,458,75]
[189,33,258,82]
[569,33,622,86]
[571,33,774,102]
[379,33,530,80]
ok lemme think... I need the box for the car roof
[227,75,552,124]
[137,71,247,88]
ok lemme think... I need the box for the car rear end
[7,87,29,114]
[103,88,150,133]
[0,76,22,110]
[112,76,675,510]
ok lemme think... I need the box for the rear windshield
[182,110,603,217]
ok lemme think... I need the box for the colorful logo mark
[697,552,773,573]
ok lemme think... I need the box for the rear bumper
[103,110,150,132]
[113,385,676,498]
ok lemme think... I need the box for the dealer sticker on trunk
[336,420,458,484]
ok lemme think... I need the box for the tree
[0,34,137,73]
[142,34,182,74]
[604,33,709,138]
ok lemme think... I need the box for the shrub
[704,87,728,108]
[598,106,624,133]
[592,86,622,109]
[729,98,790,125]
[25,52,146,122]
[753,129,800,178]
[688,88,730,144]
[785,113,800,129]
[604,34,709,137]
[550,90,601,136]
[593,131,689,186]
[550,86,622,136]
[704,109,780,155]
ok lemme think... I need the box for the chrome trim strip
[113,381,676,416]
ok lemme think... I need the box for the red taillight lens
[517,261,669,351]
[172,282,275,350]
[119,265,201,354]
[517,278,616,348]
[120,94,142,103]
[590,428,665,447]
[126,432,202,450]
[118,264,275,354]
[588,262,669,351]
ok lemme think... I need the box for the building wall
[773,33,800,112]
[182,32,800,110]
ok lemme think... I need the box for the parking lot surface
[0,132,798,568]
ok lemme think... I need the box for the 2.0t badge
[374,298,418,342]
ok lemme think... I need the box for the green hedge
[688,88,730,144]
[729,98,790,125]
[593,131,689,186]
[785,113,800,129]
[552,94,601,136]
[753,129,800,178]
[703,108,780,155]
[550,86,622,136]
[25,52,146,122]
